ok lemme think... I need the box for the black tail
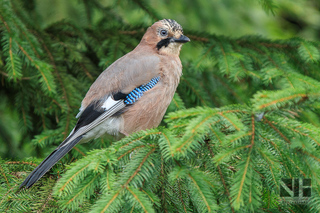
[20,136,83,189]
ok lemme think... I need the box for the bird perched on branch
[20,19,190,188]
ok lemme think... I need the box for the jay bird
[20,19,189,188]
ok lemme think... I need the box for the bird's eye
[160,29,168,36]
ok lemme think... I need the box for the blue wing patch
[124,76,160,105]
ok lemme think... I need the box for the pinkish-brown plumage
[20,19,189,188]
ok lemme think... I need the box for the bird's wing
[72,51,162,139]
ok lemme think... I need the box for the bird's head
[141,19,190,55]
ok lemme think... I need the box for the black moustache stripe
[156,38,172,50]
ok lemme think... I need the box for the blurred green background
[1,0,320,160]
[33,0,320,39]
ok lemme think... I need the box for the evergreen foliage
[1,0,320,212]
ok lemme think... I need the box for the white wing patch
[76,96,120,119]
[102,96,121,110]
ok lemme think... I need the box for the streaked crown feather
[160,19,183,33]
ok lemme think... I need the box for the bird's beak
[173,35,190,43]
